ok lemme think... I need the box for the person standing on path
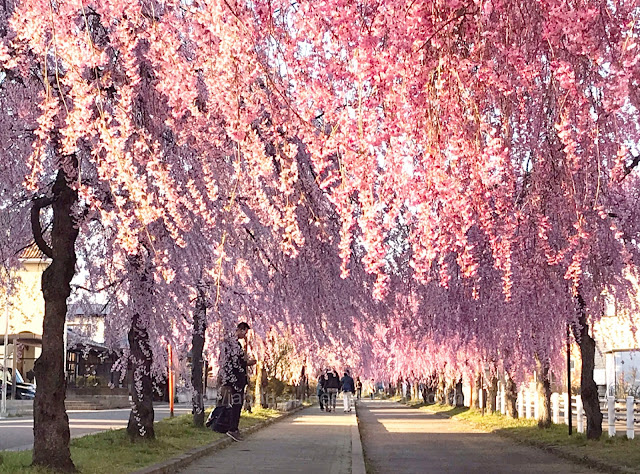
[340,370,355,412]
[355,377,363,400]
[324,368,340,412]
[317,369,327,411]
[218,322,256,441]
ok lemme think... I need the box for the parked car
[0,367,36,400]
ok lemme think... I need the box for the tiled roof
[19,242,50,260]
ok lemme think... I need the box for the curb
[409,402,637,474]
[132,404,308,474]
[352,402,366,474]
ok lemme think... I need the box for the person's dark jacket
[325,371,340,390]
[219,337,248,391]
[340,374,355,393]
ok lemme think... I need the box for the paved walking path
[357,400,602,473]
[179,405,357,474]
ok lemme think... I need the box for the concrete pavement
[357,400,601,473]
[179,405,359,474]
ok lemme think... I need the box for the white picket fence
[488,382,637,438]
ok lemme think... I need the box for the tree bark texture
[445,379,455,406]
[254,362,268,408]
[455,379,464,407]
[191,284,207,427]
[472,373,481,409]
[436,373,446,404]
[505,375,518,419]
[32,169,78,472]
[127,311,155,440]
[535,356,552,428]
[487,376,498,413]
[573,294,603,439]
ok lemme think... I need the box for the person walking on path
[355,377,363,400]
[218,322,256,441]
[324,368,340,412]
[340,371,355,412]
[317,369,327,411]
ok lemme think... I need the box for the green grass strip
[0,407,280,473]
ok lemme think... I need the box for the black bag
[206,405,232,433]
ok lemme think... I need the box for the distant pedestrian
[317,369,327,411]
[340,371,355,412]
[324,368,340,412]
[355,377,363,400]
[218,322,256,441]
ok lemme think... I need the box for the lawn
[0,407,281,473]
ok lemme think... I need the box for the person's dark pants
[357,388,362,400]
[318,390,325,409]
[327,389,337,410]
[223,387,244,432]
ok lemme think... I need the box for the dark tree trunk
[454,379,464,407]
[191,283,207,427]
[472,373,481,409]
[32,168,78,472]
[573,294,603,439]
[445,379,457,406]
[436,373,446,404]
[535,356,552,428]
[487,376,498,413]
[505,375,518,419]
[127,310,155,440]
[126,253,155,440]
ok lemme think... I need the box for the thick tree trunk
[573,294,603,439]
[255,362,268,408]
[487,376,498,413]
[445,379,455,406]
[505,375,518,419]
[472,373,481,409]
[191,283,207,427]
[535,356,552,428]
[454,379,464,407]
[436,373,446,404]
[32,168,78,472]
[127,310,155,440]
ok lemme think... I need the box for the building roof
[19,242,50,261]
[0,332,42,346]
[67,303,109,317]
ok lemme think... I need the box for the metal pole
[567,323,573,436]
[1,293,9,417]
[168,344,174,417]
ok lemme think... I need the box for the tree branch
[622,152,640,181]
[30,196,54,258]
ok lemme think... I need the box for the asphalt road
[358,400,602,473]
[0,403,192,451]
